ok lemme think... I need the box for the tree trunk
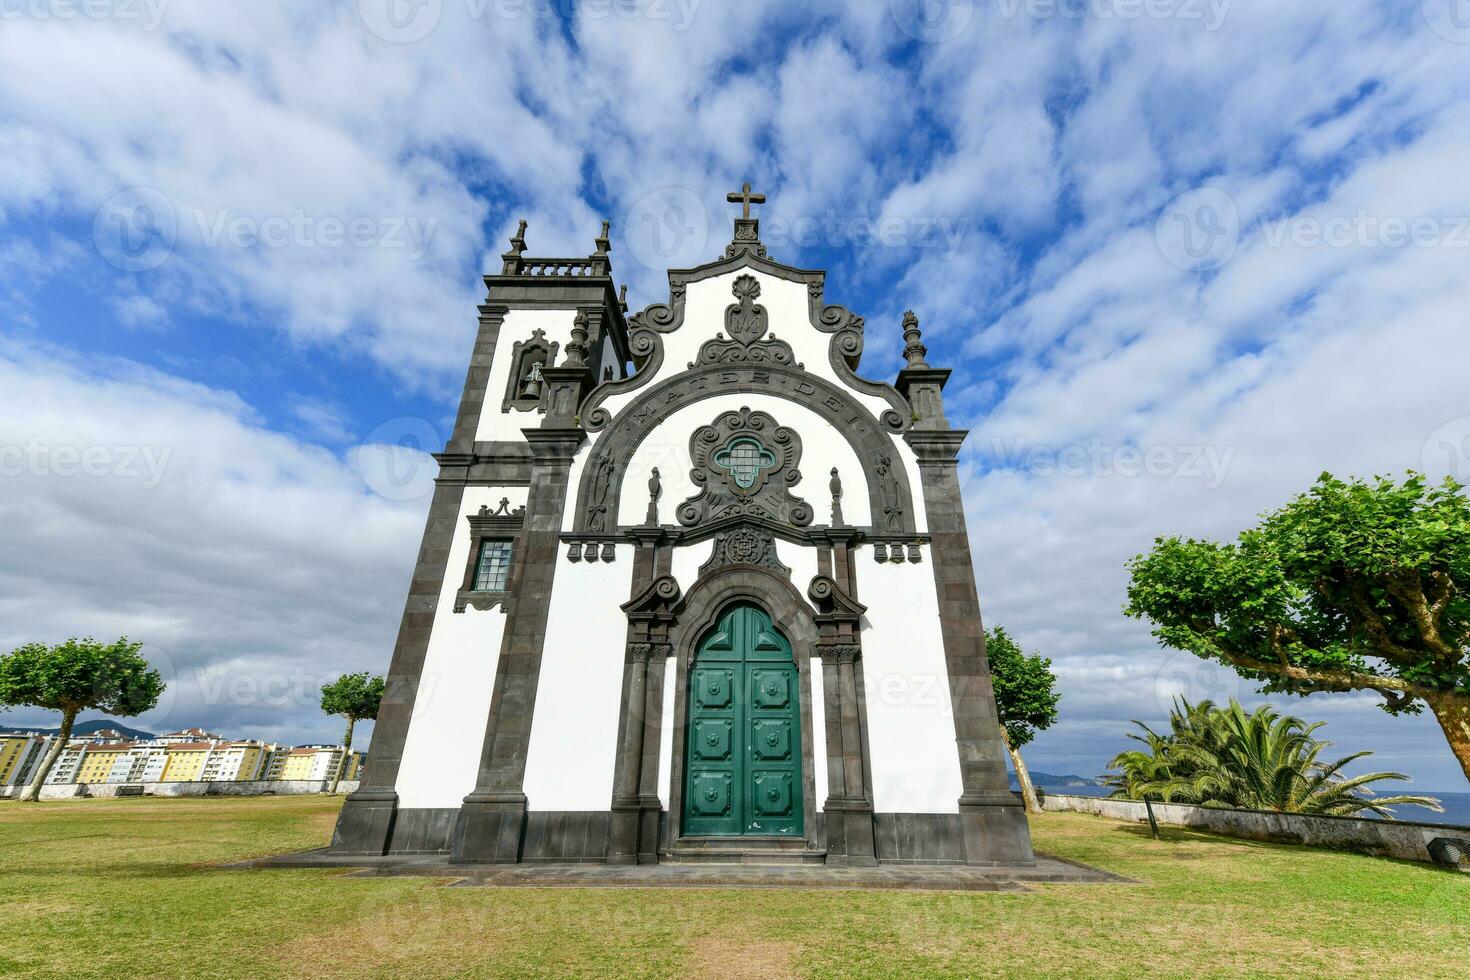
[21,706,77,803]
[1001,726,1042,815]
[1427,693,1470,786]
[328,717,355,796]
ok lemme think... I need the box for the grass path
[1,795,1465,978]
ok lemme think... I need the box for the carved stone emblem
[678,407,812,528]
[690,275,800,369]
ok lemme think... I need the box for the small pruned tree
[319,672,384,795]
[0,637,164,801]
[986,626,1061,814]
[1127,473,1470,785]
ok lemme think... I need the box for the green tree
[986,626,1061,814]
[0,637,164,801]
[1103,698,1441,818]
[319,672,383,795]
[1126,472,1470,785]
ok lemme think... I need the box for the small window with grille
[472,539,514,592]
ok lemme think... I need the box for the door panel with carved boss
[683,603,803,836]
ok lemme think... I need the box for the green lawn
[0,796,1465,979]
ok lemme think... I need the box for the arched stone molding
[580,250,912,432]
[571,365,918,536]
[662,565,823,853]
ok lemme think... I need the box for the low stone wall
[1042,793,1470,868]
[2,779,359,801]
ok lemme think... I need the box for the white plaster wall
[600,267,897,429]
[776,540,827,810]
[859,545,963,813]
[521,547,635,810]
[473,308,578,443]
[613,393,872,529]
[394,486,526,809]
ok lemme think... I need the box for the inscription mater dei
[623,366,883,439]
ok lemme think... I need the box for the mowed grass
[0,796,1466,979]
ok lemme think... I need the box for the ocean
[1037,785,1470,829]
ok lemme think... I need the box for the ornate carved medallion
[677,407,812,528]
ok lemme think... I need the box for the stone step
[663,838,827,865]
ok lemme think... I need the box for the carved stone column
[609,642,653,864]
[808,575,876,866]
[611,571,680,864]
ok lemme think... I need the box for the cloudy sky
[1,1,1467,789]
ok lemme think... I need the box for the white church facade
[331,189,1035,867]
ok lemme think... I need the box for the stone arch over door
[665,565,822,851]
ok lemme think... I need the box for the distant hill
[0,719,156,740]
[1010,771,1103,788]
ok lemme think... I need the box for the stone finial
[646,467,661,525]
[829,467,845,526]
[901,310,929,369]
[595,220,611,255]
[500,219,529,274]
[564,310,590,368]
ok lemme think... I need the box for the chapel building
[331,188,1035,867]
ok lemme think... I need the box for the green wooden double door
[683,603,803,837]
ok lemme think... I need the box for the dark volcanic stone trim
[572,364,917,536]
[581,249,911,432]
[331,474,468,855]
[454,427,584,863]
[446,304,508,455]
[522,811,611,863]
[905,428,1036,867]
[872,813,966,865]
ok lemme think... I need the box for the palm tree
[1104,698,1442,819]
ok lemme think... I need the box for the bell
[520,362,544,398]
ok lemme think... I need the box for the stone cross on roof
[726,182,766,220]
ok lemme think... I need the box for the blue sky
[2,1,1470,789]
